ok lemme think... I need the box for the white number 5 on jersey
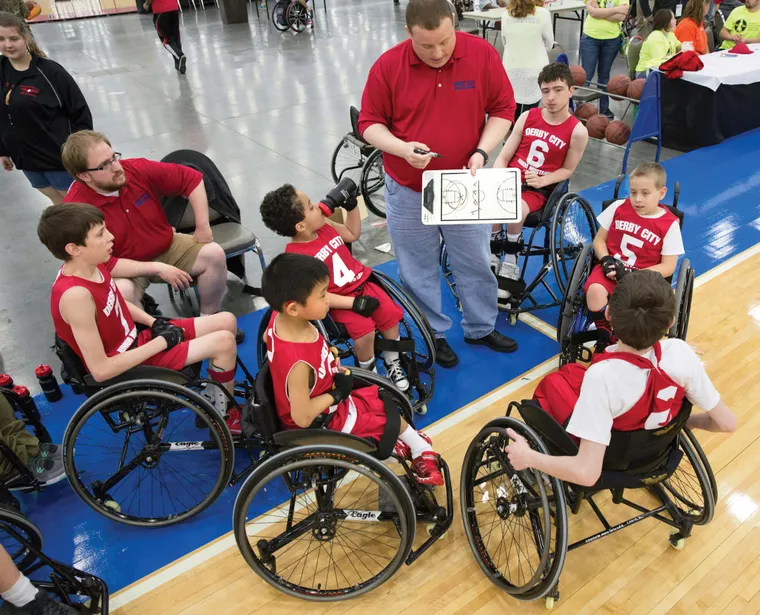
[615,233,644,268]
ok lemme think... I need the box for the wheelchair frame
[440,182,598,325]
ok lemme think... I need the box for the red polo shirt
[358,32,516,192]
[65,158,203,263]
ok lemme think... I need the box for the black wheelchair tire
[0,506,43,572]
[286,1,309,31]
[233,444,415,601]
[682,427,719,504]
[460,417,568,599]
[360,148,386,218]
[669,259,694,341]
[371,270,437,370]
[256,308,273,368]
[271,0,290,30]
[63,380,235,527]
[330,136,365,185]
[550,193,598,295]
[439,242,461,312]
[557,243,595,365]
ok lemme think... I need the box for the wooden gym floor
[112,247,760,615]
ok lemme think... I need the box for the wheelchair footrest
[374,337,416,354]
[497,277,526,301]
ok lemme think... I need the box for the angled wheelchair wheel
[439,242,461,312]
[0,506,43,572]
[557,243,595,366]
[654,432,716,526]
[330,136,367,185]
[669,259,694,341]
[257,308,273,368]
[271,0,290,30]
[683,428,718,502]
[287,1,310,32]
[63,380,235,527]
[461,418,568,599]
[360,148,386,218]
[233,444,415,601]
[550,193,597,295]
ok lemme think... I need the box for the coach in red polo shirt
[61,130,228,319]
[359,0,517,368]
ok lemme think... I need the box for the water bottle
[35,365,62,403]
[12,386,42,424]
[0,374,13,389]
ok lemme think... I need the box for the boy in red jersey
[492,63,589,304]
[586,162,684,344]
[37,203,243,434]
[506,271,736,487]
[260,252,443,486]
[260,183,410,392]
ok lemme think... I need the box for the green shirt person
[720,0,760,49]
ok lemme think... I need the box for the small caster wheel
[509,314,518,326]
[415,404,427,415]
[426,523,447,539]
[669,529,685,550]
[545,597,555,609]
[104,499,121,513]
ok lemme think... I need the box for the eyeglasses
[86,152,122,172]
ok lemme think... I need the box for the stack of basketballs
[569,65,646,147]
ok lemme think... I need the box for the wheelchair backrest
[54,335,90,387]
[251,363,281,441]
[349,106,361,139]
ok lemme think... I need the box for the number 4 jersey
[286,224,370,293]
[508,107,580,183]
[597,199,684,270]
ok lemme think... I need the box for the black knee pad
[587,308,607,321]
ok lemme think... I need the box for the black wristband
[473,148,489,164]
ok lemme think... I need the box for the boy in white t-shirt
[506,270,736,487]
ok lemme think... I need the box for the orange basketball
[575,103,597,120]
[587,114,610,139]
[570,64,586,87]
[627,78,646,101]
[605,120,631,145]
[25,0,41,18]
[607,74,631,101]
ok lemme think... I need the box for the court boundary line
[109,243,760,611]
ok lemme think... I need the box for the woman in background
[675,0,710,54]
[636,9,680,75]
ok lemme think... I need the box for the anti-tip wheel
[415,404,428,415]
[426,522,447,539]
[669,529,685,551]
[509,314,518,326]
[545,597,555,609]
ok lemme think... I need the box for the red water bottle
[12,386,42,423]
[0,374,13,389]
[35,365,62,402]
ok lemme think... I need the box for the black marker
[414,148,444,158]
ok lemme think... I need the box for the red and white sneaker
[225,407,243,436]
[393,431,432,460]
[411,451,444,487]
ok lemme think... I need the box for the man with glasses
[60,130,241,342]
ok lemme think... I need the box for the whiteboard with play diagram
[420,168,521,225]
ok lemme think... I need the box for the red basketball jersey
[606,199,679,270]
[508,108,580,181]
[51,265,138,372]
[286,225,369,294]
[265,311,355,431]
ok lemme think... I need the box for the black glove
[152,321,185,350]
[328,370,354,405]
[600,255,627,280]
[352,295,380,317]
[151,317,173,335]
[323,177,358,213]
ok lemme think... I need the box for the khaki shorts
[132,233,204,294]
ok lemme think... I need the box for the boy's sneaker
[9,454,66,490]
[497,260,520,302]
[490,253,500,274]
[225,407,243,435]
[36,443,60,459]
[177,55,187,75]
[0,588,78,614]
[600,108,614,120]
[393,431,432,460]
[384,358,409,392]
[411,451,444,486]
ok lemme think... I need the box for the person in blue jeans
[580,0,629,119]
[358,0,519,368]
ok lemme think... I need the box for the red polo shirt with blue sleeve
[358,32,516,193]
[65,158,203,263]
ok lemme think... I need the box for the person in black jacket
[0,12,92,204]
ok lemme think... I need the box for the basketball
[575,103,597,120]
[607,74,631,101]
[627,78,646,101]
[605,120,631,145]
[25,0,41,18]
[570,64,586,87]
[587,114,610,139]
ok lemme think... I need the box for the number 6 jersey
[597,199,684,270]
[286,223,369,294]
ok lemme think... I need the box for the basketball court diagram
[421,168,521,225]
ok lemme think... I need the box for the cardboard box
[328,195,369,224]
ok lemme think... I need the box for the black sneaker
[464,330,518,353]
[178,55,187,74]
[600,107,614,120]
[434,338,459,368]
[235,328,245,345]
[0,588,79,613]
[36,443,60,459]
[8,455,66,490]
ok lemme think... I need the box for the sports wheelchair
[255,270,436,415]
[440,181,597,325]
[0,506,109,613]
[330,106,386,218]
[460,397,717,608]
[557,175,693,365]
[272,0,313,32]
[233,363,453,600]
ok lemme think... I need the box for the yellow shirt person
[720,0,760,49]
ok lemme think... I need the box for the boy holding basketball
[586,161,684,345]
[260,252,443,486]
[492,63,589,304]
[260,182,410,392]
[506,270,736,487]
